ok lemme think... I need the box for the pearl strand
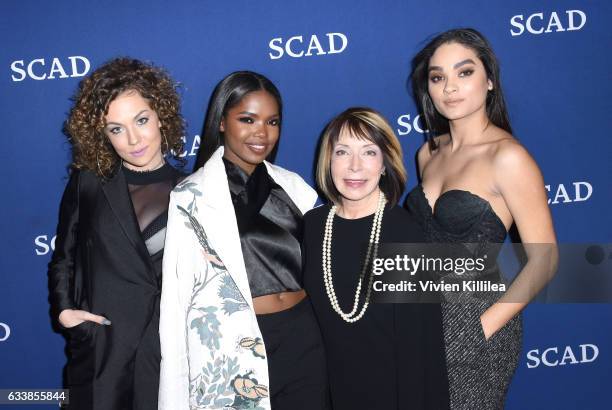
[322,191,386,323]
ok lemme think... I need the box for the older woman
[302,107,449,410]
[48,58,185,410]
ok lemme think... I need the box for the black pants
[64,305,160,410]
[132,302,160,410]
[256,297,330,410]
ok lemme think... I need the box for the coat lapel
[101,167,154,273]
[197,148,255,310]
[192,147,318,311]
[265,162,318,214]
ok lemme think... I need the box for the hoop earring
[96,151,111,180]
[162,129,170,154]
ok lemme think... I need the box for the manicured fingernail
[101,319,112,326]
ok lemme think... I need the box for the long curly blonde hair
[66,57,185,177]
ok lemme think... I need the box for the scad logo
[546,181,593,205]
[34,234,57,256]
[0,322,10,342]
[396,113,426,136]
[269,33,348,60]
[526,343,599,368]
[10,56,90,82]
[510,10,586,36]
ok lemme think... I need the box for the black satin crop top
[224,158,304,298]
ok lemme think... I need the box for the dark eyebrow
[237,111,280,120]
[105,109,149,127]
[428,59,476,72]
[134,109,149,118]
[453,58,476,69]
[334,143,376,148]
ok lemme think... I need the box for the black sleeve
[47,170,81,321]
[389,206,425,243]
[300,210,312,284]
[404,214,426,243]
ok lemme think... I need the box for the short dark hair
[316,107,407,205]
[194,71,282,169]
[411,28,512,151]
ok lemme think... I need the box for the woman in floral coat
[159,72,328,410]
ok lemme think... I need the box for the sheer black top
[223,158,304,298]
[124,163,183,285]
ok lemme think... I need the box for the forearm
[481,243,558,338]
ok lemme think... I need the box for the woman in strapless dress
[404,28,558,410]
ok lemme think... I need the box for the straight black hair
[411,28,512,151]
[194,71,283,169]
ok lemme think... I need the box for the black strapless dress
[405,185,522,410]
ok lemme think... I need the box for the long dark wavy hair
[66,57,185,177]
[411,28,512,151]
[194,71,283,169]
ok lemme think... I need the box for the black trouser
[256,297,330,410]
[64,300,160,410]
[132,299,160,410]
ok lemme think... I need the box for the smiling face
[427,42,492,123]
[331,129,384,211]
[104,90,164,171]
[220,90,280,174]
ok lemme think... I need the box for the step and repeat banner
[1,1,610,409]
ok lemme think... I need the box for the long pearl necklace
[322,191,386,323]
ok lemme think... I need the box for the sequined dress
[405,186,523,410]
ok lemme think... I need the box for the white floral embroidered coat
[159,147,317,410]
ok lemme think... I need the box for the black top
[303,204,450,410]
[223,158,304,298]
[47,164,184,409]
[124,162,183,285]
[404,185,513,303]
[404,185,507,243]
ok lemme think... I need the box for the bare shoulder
[490,136,545,191]
[416,141,432,164]
[417,134,447,173]
[492,137,537,170]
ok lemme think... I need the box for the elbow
[547,243,560,281]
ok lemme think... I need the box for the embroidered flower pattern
[178,193,269,409]
[231,372,269,409]
[238,337,266,359]
[219,274,249,316]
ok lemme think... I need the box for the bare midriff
[253,289,307,315]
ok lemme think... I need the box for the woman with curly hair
[48,57,186,410]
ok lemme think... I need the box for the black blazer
[48,167,161,409]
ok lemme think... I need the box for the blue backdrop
[1,1,610,408]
